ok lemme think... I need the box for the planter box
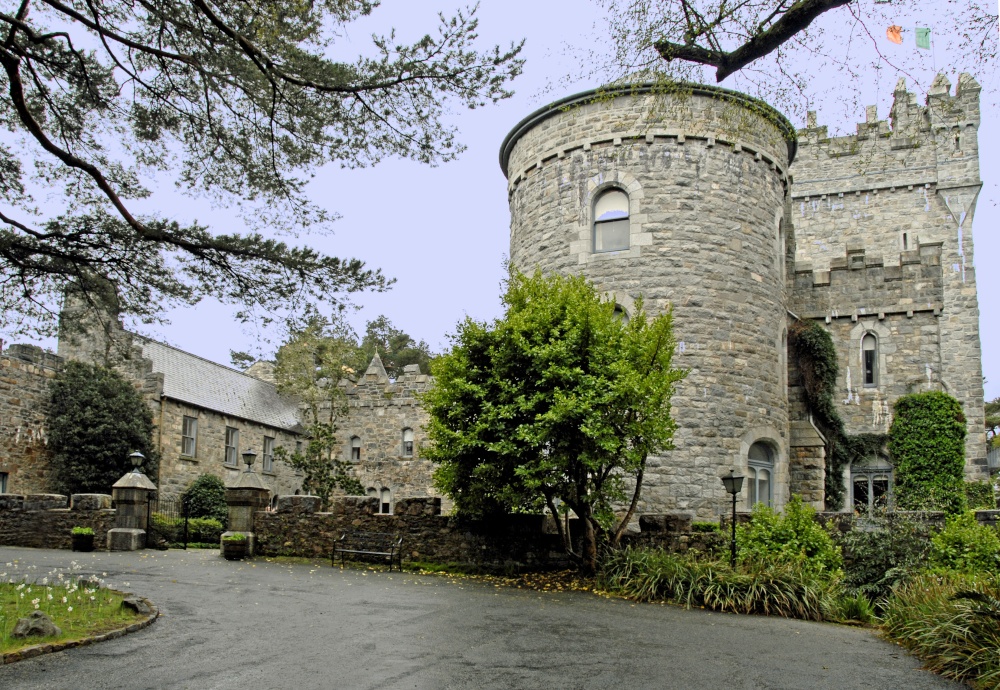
[222,541,248,561]
[71,534,95,552]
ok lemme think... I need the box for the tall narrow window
[181,415,198,457]
[402,428,414,457]
[351,436,362,461]
[862,333,878,387]
[262,436,275,473]
[224,427,239,467]
[593,188,630,252]
[747,442,774,508]
[380,488,392,514]
[0,472,7,493]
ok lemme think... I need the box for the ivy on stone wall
[888,391,967,515]
[788,321,887,510]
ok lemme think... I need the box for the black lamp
[129,451,145,473]
[242,448,257,472]
[721,468,745,568]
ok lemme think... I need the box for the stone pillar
[223,470,270,556]
[108,471,157,551]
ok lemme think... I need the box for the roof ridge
[134,335,281,390]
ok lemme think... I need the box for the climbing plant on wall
[788,320,887,510]
[888,391,968,515]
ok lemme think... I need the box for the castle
[0,74,988,520]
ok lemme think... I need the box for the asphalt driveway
[0,547,959,690]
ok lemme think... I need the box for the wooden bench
[332,531,403,571]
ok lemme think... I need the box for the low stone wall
[0,494,115,549]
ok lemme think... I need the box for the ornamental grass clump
[598,547,837,620]
[881,572,1000,689]
[0,561,142,654]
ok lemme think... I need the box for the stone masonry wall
[333,361,449,512]
[0,345,62,495]
[788,74,986,478]
[504,85,793,519]
[0,494,115,549]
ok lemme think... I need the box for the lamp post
[721,468,745,568]
[242,448,257,473]
[129,451,145,474]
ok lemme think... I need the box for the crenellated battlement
[791,73,981,198]
[790,241,944,321]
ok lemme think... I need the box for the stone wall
[0,494,115,549]
[789,74,986,477]
[0,345,61,495]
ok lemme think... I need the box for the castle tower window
[851,456,893,517]
[380,488,392,514]
[351,436,361,461]
[181,415,198,457]
[402,428,414,457]
[0,472,7,493]
[747,442,774,508]
[593,188,630,252]
[862,333,878,387]
[612,305,629,324]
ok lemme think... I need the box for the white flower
[67,606,73,612]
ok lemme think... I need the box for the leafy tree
[985,396,1000,445]
[273,312,364,506]
[181,473,228,525]
[0,1,523,338]
[360,315,436,379]
[47,360,159,494]
[425,270,686,573]
[888,391,968,514]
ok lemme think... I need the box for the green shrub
[965,480,996,510]
[598,547,837,621]
[838,515,931,602]
[690,521,720,533]
[181,474,228,525]
[889,391,967,514]
[150,514,223,544]
[882,572,1000,688]
[736,496,842,575]
[222,532,247,542]
[71,526,94,536]
[830,592,875,624]
[929,511,1000,573]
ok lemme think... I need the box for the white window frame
[862,333,878,388]
[351,436,361,461]
[851,457,893,518]
[262,435,275,474]
[181,415,198,457]
[224,427,239,467]
[593,188,630,253]
[380,488,392,514]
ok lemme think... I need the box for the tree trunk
[581,511,598,575]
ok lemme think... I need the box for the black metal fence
[147,494,189,549]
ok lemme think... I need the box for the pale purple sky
[14,1,1000,398]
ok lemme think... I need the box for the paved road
[0,547,958,690]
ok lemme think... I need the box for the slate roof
[136,338,302,432]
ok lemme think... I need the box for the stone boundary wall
[0,494,115,549]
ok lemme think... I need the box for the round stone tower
[500,83,797,518]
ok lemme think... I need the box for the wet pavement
[0,546,959,690]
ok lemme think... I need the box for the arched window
[862,333,878,387]
[612,304,630,324]
[593,188,630,252]
[851,456,892,517]
[350,436,361,461]
[402,428,414,457]
[380,488,392,514]
[747,442,774,508]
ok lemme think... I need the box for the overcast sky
[12,1,1000,398]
